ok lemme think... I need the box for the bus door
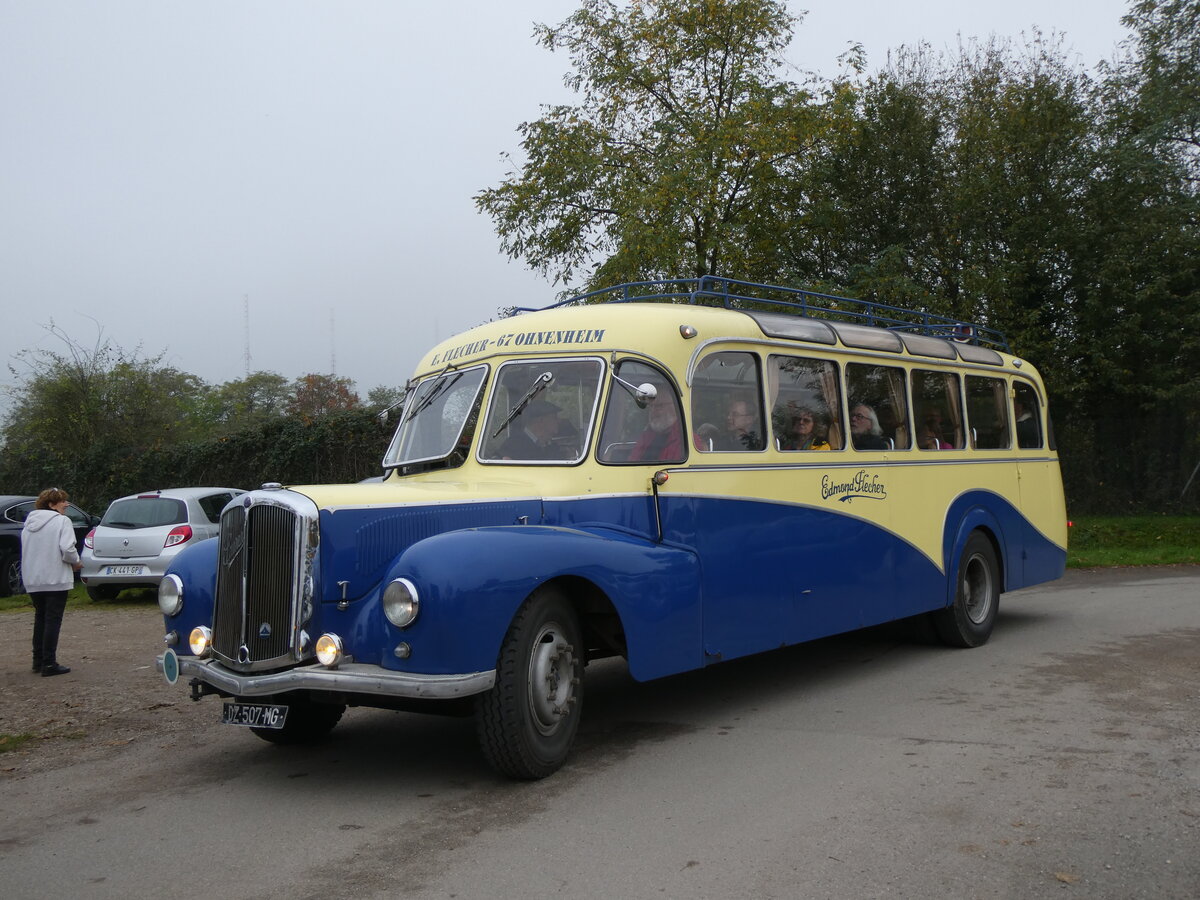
[1011,380,1067,585]
[653,464,802,665]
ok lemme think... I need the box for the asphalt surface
[2,566,1197,898]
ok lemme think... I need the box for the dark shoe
[41,663,71,677]
[32,660,43,672]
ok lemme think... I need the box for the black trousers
[31,590,69,667]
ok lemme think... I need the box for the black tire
[475,587,584,779]
[86,584,121,602]
[933,531,1000,648]
[249,695,346,745]
[0,551,20,598]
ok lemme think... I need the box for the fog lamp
[383,578,420,628]
[189,625,212,658]
[158,574,184,616]
[315,633,344,667]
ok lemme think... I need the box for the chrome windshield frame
[382,364,488,468]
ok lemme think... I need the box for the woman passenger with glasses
[778,404,830,451]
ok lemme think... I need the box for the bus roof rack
[505,276,1009,352]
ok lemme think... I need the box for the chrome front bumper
[156,653,496,700]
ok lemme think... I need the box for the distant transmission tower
[329,309,336,375]
[243,295,252,376]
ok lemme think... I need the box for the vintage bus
[156,278,1067,778]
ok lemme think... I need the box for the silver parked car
[80,487,243,601]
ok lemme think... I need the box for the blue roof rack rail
[505,276,1009,352]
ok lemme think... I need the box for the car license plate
[105,564,145,576]
[221,702,289,730]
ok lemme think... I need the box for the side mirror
[634,383,658,408]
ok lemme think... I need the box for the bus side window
[597,360,686,464]
[692,351,765,452]
[846,362,910,450]
[912,369,964,449]
[767,354,843,450]
[1013,380,1043,449]
[966,375,1011,449]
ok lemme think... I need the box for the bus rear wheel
[475,587,584,779]
[934,532,999,648]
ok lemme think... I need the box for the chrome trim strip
[157,654,496,700]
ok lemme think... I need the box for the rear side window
[846,363,910,450]
[198,493,235,524]
[5,501,33,523]
[912,370,964,450]
[102,498,187,529]
[1013,380,1043,449]
[692,351,765,452]
[966,376,1011,449]
[768,354,843,450]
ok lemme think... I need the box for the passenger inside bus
[777,403,830,451]
[850,403,889,450]
[499,400,565,460]
[627,385,685,462]
[717,397,764,450]
[1014,398,1039,448]
[918,413,953,449]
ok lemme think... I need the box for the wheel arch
[943,497,1009,606]
[539,573,627,664]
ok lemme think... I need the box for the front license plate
[106,565,145,576]
[221,702,289,730]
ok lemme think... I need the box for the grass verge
[0,582,156,614]
[1067,516,1200,568]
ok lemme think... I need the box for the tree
[206,371,293,432]
[3,324,210,457]
[476,0,812,289]
[287,374,360,421]
[1108,0,1200,185]
[365,384,406,412]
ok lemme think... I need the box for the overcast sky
[1,1,1133,407]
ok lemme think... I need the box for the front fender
[390,525,702,681]
[160,537,218,638]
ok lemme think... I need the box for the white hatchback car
[80,487,243,601]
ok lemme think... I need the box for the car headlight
[315,633,344,667]
[159,574,184,616]
[189,625,212,658]
[383,578,420,627]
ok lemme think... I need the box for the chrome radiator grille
[212,499,305,669]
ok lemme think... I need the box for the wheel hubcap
[527,622,577,736]
[961,552,994,625]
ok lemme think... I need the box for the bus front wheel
[475,587,584,779]
[934,532,999,648]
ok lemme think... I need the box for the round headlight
[189,625,212,658]
[158,574,184,617]
[315,633,344,667]
[383,578,420,628]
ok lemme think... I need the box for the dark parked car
[0,494,98,597]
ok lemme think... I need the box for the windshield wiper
[491,371,554,438]
[402,364,461,426]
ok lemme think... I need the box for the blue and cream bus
[157,278,1067,778]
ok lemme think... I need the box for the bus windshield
[383,365,487,468]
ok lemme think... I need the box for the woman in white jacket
[21,487,82,676]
